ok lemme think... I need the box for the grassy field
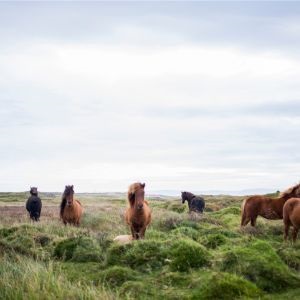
[0,192,299,299]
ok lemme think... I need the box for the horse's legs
[292,227,299,243]
[140,227,147,239]
[250,216,257,227]
[284,223,290,241]
[241,209,251,226]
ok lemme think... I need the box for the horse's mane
[183,191,195,200]
[280,182,300,198]
[127,182,145,207]
[60,185,74,218]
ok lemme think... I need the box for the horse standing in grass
[60,185,83,226]
[181,191,205,213]
[125,182,151,240]
[26,187,42,221]
[283,198,300,242]
[241,183,300,227]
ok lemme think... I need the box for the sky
[0,2,300,193]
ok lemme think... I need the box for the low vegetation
[0,192,299,299]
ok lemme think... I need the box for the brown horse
[283,198,300,242]
[125,182,151,240]
[60,185,83,226]
[241,183,300,227]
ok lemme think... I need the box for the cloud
[0,3,300,192]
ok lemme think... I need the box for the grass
[0,192,300,299]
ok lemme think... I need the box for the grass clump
[169,239,210,272]
[0,255,115,299]
[277,245,300,271]
[171,226,200,241]
[200,233,227,249]
[0,225,53,259]
[193,272,262,299]
[100,266,138,287]
[221,240,300,292]
[54,236,102,262]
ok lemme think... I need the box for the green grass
[0,192,300,299]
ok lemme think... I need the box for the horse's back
[191,197,205,212]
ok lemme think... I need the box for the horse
[125,182,151,240]
[283,198,300,242]
[181,191,205,213]
[26,187,42,221]
[241,183,300,227]
[60,185,83,226]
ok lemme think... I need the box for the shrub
[99,266,137,287]
[169,239,210,272]
[200,233,227,249]
[221,240,300,292]
[120,281,158,298]
[278,245,300,271]
[54,236,102,262]
[171,227,200,241]
[167,202,186,213]
[193,272,262,299]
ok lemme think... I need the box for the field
[0,192,300,300]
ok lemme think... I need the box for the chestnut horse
[241,183,300,227]
[60,185,83,226]
[125,182,151,240]
[283,198,300,242]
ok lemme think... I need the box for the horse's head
[64,185,74,206]
[181,191,187,203]
[128,182,145,210]
[30,187,38,196]
[292,183,300,198]
[281,183,300,199]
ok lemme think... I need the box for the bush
[0,225,53,259]
[171,227,200,241]
[278,245,300,271]
[167,202,186,213]
[200,233,227,249]
[169,239,210,272]
[123,240,168,271]
[221,240,300,291]
[54,236,102,262]
[193,272,262,299]
[120,281,158,298]
[99,266,137,287]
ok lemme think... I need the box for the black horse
[181,191,205,213]
[26,187,42,221]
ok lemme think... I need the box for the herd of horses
[25,182,300,242]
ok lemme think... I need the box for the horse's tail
[241,198,248,226]
[60,198,66,218]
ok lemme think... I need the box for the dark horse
[60,185,83,226]
[26,187,42,221]
[241,183,300,227]
[125,182,151,239]
[181,191,205,213]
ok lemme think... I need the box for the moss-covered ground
[0,192,299,299]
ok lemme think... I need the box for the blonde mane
[280,182,300,198]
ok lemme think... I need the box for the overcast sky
[0,2,299,193]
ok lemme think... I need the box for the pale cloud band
[0,2,299,193]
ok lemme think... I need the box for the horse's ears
[141,183,145,188]
[71,185,74,189]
